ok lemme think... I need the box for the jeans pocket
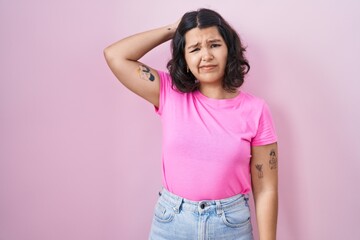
[221,202,251,228]
[154,200,175,223]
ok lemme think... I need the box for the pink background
[1,0,359,239]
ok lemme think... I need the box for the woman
[104,8,278,240]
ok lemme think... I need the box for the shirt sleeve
[251,101,278,146]
[154,70,172,116]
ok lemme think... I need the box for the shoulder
[157,70,184,94]
[157,70,174,88]
[157,70,172,82]
[240,91,266,108]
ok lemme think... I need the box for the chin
[197,75,223,84]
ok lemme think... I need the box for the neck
[199,84,239,99]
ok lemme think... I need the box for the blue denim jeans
[149,188,253,240]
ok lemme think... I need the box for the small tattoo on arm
[255,164,264,179]
[138,65,155,81]
[269,149,278,170]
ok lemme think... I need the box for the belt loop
[244,194,249,207]
[173,197,183,214]
[215,200,223,216]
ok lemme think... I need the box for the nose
[201,48,213,61]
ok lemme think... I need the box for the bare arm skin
[251,142,278,240]
[103,21,179,107]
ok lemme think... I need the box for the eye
[210,43,221,48]
[189,48,200,53]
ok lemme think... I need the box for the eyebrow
[186,39,222,50]
[187,42,200,50]
[208,39,222,43]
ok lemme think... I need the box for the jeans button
[200,203,206,209]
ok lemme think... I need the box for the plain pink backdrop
[1,0,359,239]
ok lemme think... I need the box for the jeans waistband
[158,188,249,215]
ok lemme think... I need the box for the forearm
[253,190,278,240]
[104,24,177,62]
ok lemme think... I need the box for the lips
[199,65,217,71]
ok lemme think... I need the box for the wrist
[165,20,179,37]
[165,24,177,37]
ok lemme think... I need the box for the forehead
[184,26,224,46]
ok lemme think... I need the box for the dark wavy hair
[167,8,250,93]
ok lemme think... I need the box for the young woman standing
[104,8,278,240]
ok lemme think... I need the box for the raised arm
[103,21,179,107]
[251,142,278,240]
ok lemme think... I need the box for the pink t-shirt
[155,71,277,201]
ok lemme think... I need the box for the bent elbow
[103,46,114,62]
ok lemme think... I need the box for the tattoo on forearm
[138,65,155,81]
[255,164,264,179]
[269,149,278,170]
